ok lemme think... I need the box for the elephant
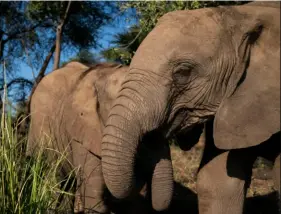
[26,61,174,213]
[101,2,280,214]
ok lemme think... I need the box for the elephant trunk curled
[101,93,141,199]
[101,71,173,211]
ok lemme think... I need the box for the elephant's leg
[72,143,109,214]
[74,168,83,213]
[197,150,255,214]
[273,154,280,194]
[54,173,75,212]
[196,120,255,214]
[82,162,108,213]
[58,174,76,212]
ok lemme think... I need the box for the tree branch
[0,78,33,91]
[53,1,72,70]
[33,41,56,90]
[3,22,43,44]
[0,30,4,61]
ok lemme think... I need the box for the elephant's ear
[214,9,280,150]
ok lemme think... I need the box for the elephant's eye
[172,63,194,86]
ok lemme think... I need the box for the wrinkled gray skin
[101,2,280,214]
[27,62,173,213]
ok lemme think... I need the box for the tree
[53,1,72,70]
[1,1,118,93]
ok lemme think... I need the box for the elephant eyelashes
[172,66,193,86]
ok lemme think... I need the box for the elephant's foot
[81,169,109,214]
[75,200,109,214]
[83,209,109,214]
[197,150,254,214]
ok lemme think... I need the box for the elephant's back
[28,61,92,157]
[28,62,128,157]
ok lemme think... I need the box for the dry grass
[170,135,276,197]
[171,139,203,193]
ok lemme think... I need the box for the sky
[17,7,137,82]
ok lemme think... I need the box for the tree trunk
[53,25,62,70]
[31,42,56,96]
[0,31,4,63]
[53,1,72,70]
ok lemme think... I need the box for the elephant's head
[101,2,280,208]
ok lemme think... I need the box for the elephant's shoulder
[41,62,89,90]
[62,61,90,70]
[94,65,128,101]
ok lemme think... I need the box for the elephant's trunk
[101,71,163,199]
[101,101,140,199]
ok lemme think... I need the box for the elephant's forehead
[158,8,224,37]
[130,8,229,73]
[135,10,223,66]
[151,9,224,51]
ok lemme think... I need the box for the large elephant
[27,61,173,213]
[101,2,280,214]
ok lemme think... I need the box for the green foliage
[120,1,249,34]
[120,1,190,35]
[0,1,117,78]
[26,1,118,49]
[101,25,145,65]
[102,47,133,65]
[0,2,40,73]
[61,49,98,66]
[102,1,251,64]
[0,99,76,213]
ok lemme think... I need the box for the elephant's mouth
[165,108,191,138]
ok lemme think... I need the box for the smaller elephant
[27,61,174,213]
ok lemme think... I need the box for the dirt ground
[166,135,280,214]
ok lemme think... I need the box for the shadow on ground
[244,192,280,214]
[159,182,198,214]
[83,180,279,214]
[115,181,279,214]
[110,182,197,214]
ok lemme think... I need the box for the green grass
[0,104,77,213]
